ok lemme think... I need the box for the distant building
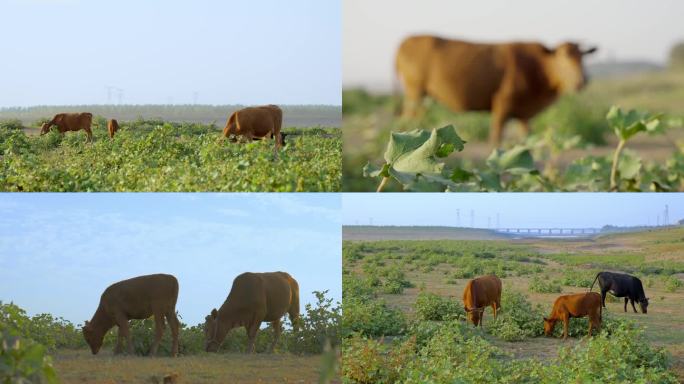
[678,219,684,225]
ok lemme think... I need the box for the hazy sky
[344,0,684,89]
[0,193,341,325]
[342,193,683,228]
[0,0,341,107]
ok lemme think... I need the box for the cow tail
[589,272,601,292]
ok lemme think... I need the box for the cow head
[39,123,51,135]
[204,308,221,352]
[638,297,649,314]
[82,320,104,354]
[464,306,483,326]
[542,317,557,336]
[548,42,597,93]
[223,124,238,142]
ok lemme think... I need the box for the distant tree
[678,218,684,225]
[669,42,684,70]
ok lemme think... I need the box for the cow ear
[211,309,218,318]
[581,46,597,55]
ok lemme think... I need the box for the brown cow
[107,119,119,138]
[396,36,597,145]
[462,275,502,327]
[40,112,93,142]
[222,105,283,153]
[204,272,299,353]
[543,292,602,340]
[82,274,180,357]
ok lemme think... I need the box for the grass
[53,349,331,384]
[342,226,684,381]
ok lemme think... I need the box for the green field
[0,119,341,191]
[0,291,341,383]
[343,70,684,192]
[342,226,684,383]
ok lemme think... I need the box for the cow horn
[581,46,598,55]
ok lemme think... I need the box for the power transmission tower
[664,205,669,226]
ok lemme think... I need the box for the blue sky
[343,193,684,228]
[0,193,341,325]
[0,0,341,106]
[344,0,684,89]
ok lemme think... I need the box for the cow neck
[216,299,246,330]
[91,304,116,332]
[466,281,485,312]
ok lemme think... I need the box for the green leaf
[485,145,536,173]
[365,125,466,190]
[617,152,642,180]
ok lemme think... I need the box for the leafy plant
[0,331,58,384]
[528,276,562,293]
[605,106,662,191]
[413,292,464,321]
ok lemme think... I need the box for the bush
[488,291,544,341]
[413,292,464,322]
[0,301,83,351]
[342,334,416,384]
[0,119,24,130]
[342,297,406,338]
[561,270,595,288]
[0,330,58,384]
[528,276,562,293]
[664,276,682,292]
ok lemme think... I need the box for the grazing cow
[40,112,93,142]
[107,119,119,138]
[222,105,283,153]
[543,292,602,340]
[204,272,299,353]
[590,271,649,314]
[462,275,502,327]
[82,274,180,357]
[395,36,597,145]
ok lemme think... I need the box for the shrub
[0,119,24,130]
[0,301,83,351]
[0,330,58,384]
[414,292,464,321]
[561,270,595,288]
[342,334,416,384]
[342,297,406,338]
[488,291,544,341]
[528,276,562,293]
[664,276,682,292]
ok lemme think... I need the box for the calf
[590,271,649,313]
[107,119,119,138]
[462,275,502,327]
[543,292,601,339]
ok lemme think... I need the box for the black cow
[590,271,649,314]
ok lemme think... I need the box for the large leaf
[485,145,537,174]
[367,125,466,191]
[606,106,662,141]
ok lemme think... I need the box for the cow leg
[115,330,125,354]
[562,314,569,340]
[269,318,282,353]
[490,93,511,147]
[85,127,93,143]
[601,289,607,308]
[166,311,180,357]
[492,303,498,320]
[115,316,133,355]
[630,298,638,313]
[246,323,259,354]
[148,313,166,356]
[624,297,629,312]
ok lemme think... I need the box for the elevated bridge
[495,228,601,237]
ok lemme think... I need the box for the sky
[0,0,341,107]
[342,193,684,229]
[0,193,341,326]
[344,0,684,90]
